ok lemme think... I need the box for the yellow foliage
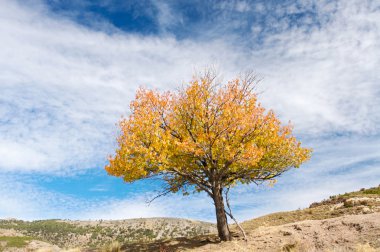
[106,72,311,194]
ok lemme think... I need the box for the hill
[0,218,216,251]
[137,185,380,252]
[0,185,379,251]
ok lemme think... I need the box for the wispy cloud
[254,0,380,135]
[0,173,214,221]
[0,0,239,173]
[0,0,379,221]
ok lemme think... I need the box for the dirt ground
[148,213,380,252]
[1,213,379,251]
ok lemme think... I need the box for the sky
[0,0,379,222]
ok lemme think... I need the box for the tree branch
[146,187,173,205]
[224,186,247,241]
[169,167,213,197]
[146,180,190,205]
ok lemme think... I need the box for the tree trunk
[212,187,232,241]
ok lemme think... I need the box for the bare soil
[183,212,380,252]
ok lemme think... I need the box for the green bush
[0,236,33,248]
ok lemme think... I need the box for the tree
[105,71,311,241]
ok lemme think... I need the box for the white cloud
[1,134,378,221]
[0,173,214,221]
[82,194,214,221]
[251,0,380,135]
[0,0,379,221]
[235,1,251,13]
[0,141,48,171]
[152,1,183,33]
[0,0,240,173]
[0,174,79,220]
[1,0,379,173]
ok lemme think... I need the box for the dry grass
[280,242,380,252]
[100,241,122,252]
[36,248,81,252]
[239,185,380,233]
[354,243,380,252]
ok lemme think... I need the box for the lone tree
[106,72,311,241]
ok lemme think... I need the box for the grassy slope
[239,185,380,232]
[0,236,33,250]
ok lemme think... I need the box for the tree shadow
[120,231,244,252]
[121,234,221,252]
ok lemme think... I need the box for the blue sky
[0,0,379,222]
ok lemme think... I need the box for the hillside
[189,212,380,252]
[0,218,216,251]
[137,185,380,252]
[0,185,379,251]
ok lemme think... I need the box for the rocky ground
[186,213,380,252]
[124,186,380,252]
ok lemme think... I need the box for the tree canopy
[106,72,311,241]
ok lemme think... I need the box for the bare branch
[224,186,247,241]
[146,188,173,205]
[169,167,213,197]
[146,180,190,205]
